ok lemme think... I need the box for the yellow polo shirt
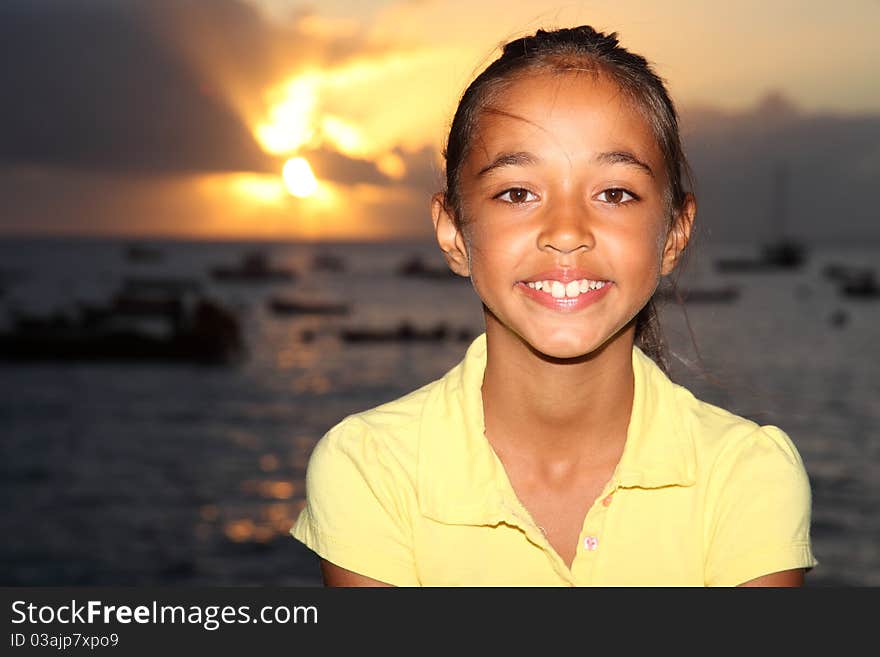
[291,334,817,586]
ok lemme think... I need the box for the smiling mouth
[522,278,610,299]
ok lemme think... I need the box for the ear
[660,193,696,276]
[432,193,471,277]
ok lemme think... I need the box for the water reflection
[222,501,305,545]
[0,238,876,586]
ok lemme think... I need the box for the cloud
[0,0,392,177]
[397,145,443,192]
[1,2,878,241]
[0,0,279,174]
[681,93,880,244]
[2,93,879,242]
[303,147,391,186]
[0,0,437,179]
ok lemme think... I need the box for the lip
[517,279,613,312]
[519,268,610,284]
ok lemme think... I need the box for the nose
[536,197,595,254]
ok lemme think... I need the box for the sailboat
[716,164,807,272]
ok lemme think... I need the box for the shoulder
[293,382,443,586]
[306,377,440,489]
[671,383,807,478]
[671,390,819,585]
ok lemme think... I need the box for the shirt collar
[416,333,696,525]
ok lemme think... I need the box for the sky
[1,0,878,242]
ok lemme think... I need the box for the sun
[282,157,319,198]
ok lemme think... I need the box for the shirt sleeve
[290,418,419,586]
[704,424,818,586]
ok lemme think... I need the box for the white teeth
[526,278,608,298]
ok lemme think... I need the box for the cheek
[466,218,533,260]
[605,224,667,278]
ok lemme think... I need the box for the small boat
[124,243,164,263]
[823,264,872,283]
[311,252,346,272]
[716,240,806,272]
[336,322,474,343]
[268,297,350,316]
[657,284,740,304]
[821,264,880,299]
[0,277,244,364]
[211,251,295,283]
[829,309,849,328]
[715,164,807,273]
[78,277,201,329]
[838,270,880,299]
[395,256,461,281]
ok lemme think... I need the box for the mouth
[520,277,610,299]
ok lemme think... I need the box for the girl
[291,26,817,586]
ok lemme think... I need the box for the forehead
[468,71,662,170]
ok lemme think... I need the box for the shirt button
[583,536,599,551]
[602,494,613,507]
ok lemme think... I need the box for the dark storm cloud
[680,93,880,244]
[0,0,279,174]
[0,0,414,182]
[398,145,442,192]
[303,147,392,186]
[301,145,442,189]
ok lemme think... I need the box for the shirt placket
[570,482,618,585]
[497,496,577,586]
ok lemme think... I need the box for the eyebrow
[594,151,655,178]
[477,151,540,177]
[476,149,656,178]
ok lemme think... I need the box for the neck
[480,320,636,469]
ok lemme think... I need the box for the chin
[525,332,609,362]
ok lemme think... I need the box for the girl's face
[434,71,693,360]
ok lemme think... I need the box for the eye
[596,188,637,204]
[495,187,538,204]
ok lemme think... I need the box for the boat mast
[773,163,789,242]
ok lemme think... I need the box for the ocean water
[0,237,876,586]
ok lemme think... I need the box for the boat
[395,255,462,281]
[656,284,740,304]
[829,309,849,328]
[823,263,871,283]
[268,297,350,316]
[819,264,880,299]
[716,241,805,272]
[124,243,164,263]
[311,252,346,272]
[210,251,295,283]
[0,277,244,364]
[838,270,880,299]
[715,164,807,272]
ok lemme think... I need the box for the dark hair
[440,25,694,372]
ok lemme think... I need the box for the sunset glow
[230,174,287,204]
[282,157,319,197]
[321,115,365,156]
[254,73,320,155]
[3,1,877,242]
